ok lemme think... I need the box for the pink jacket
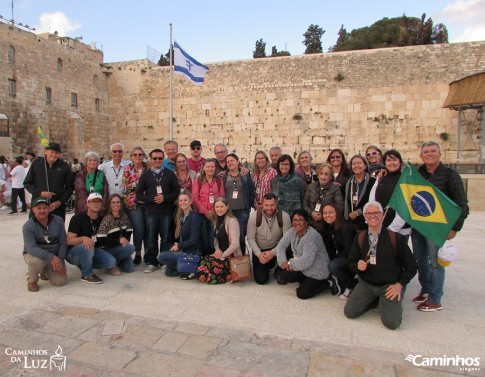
[192,177,225,215]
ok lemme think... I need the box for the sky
[1,0,484,64]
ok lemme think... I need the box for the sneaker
[8,211,18,215]
[27,282,39,292]
[328,274,342,296]
[0,205,9,210]
[180,272,196,280]
[339,288,352,300]
[417,301,442,312]
[81,274,104,284]
[144,264,160,273]
[413,291,428,303]
[106,266,121,276]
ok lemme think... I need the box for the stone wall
[107,41,485,165]
[0,22,110,160]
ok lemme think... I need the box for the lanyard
[112,165,122,179]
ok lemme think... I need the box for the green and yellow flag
[37,127,49,147]
[388,163,461,248]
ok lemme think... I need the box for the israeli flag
[173,41,209,85]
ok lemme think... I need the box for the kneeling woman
[196,196,242,284]
[158,192,201,278]
[97,194,136,274]
[275,209,340,299]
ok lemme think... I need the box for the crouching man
[344,201,417,329]
[22,197,67,292]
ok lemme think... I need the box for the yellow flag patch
[400,183,448,224]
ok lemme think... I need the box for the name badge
[91,235,97,243]
[209,195,215,204]
[352,194,358,205]
[369,255,377,265]
[43,235,51,244]
[267,234,272,240]
[232,191,238,199]
[89,185,94,193]
[156,185,163,194]
[314,203,321,212]
[256,186,261,194]
[114,179,119,186]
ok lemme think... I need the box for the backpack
[256,208,283,228]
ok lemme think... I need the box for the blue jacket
[179,210,202,254]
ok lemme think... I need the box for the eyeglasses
[132,153,144,157]
[330,155,342,159]
[112,150,123,154]
[364,211,382,216]
[191,146,201,150]
[366,151,378,157]
[215,150,227,155]
[151,157,164,161]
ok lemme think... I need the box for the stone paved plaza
[0,210,484,376]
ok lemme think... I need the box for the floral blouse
[122,162,147,210]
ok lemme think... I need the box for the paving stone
[205,326,254,343]
[175,322,211,335]
[250,334,292,349]
[207,341,309,377]
[196,365,243,377]
[308,352,395,377]
[177,335,223,359]
[40,315,100,338]
[2,309,60,331]
[68,342,136,370]
[113,323,165,350]
[395,363,469,376]
[153,331,189,353]
[124,350,202,377]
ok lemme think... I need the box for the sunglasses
[330,155,342,159]
[191,146,201,150]
[132,153,144,157]
[366,151,378,157]
[112,150,123,153]
[151,157,164,161]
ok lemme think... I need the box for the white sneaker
[0,205,9,210]
[144,264,160,273]
[339,288,352,300]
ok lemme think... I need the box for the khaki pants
[23,254,67,286]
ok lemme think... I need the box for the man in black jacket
[344,201,417,330]
[23,143,74,222]
[411,141,468,312]
[137,148,180,273]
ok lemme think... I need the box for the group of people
[18,139,468,330]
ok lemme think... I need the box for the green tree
[253,39,267,58]
[303,24,325,54]
[158,49,171,66]
[271,46,291,57]
[330,14,448,52]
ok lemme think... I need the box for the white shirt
[99,159,130,196]
[10,165,26,189]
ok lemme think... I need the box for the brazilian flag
[37,126,49,147]
[388,163,461,248]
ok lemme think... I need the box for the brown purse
[229,254,252,281]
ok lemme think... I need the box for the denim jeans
[66,244,116,277]
[145,211,173,266]
[411,230,445,304]
[329,257,357,291]
[157,251,179,277]
[232,209,250,254]
[104,244,136,272]
[127,204,148,253]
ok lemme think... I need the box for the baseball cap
[32,197,49,207]
[437,240,458,267]
[87,193,103,202]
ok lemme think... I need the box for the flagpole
[169,23,173,141]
